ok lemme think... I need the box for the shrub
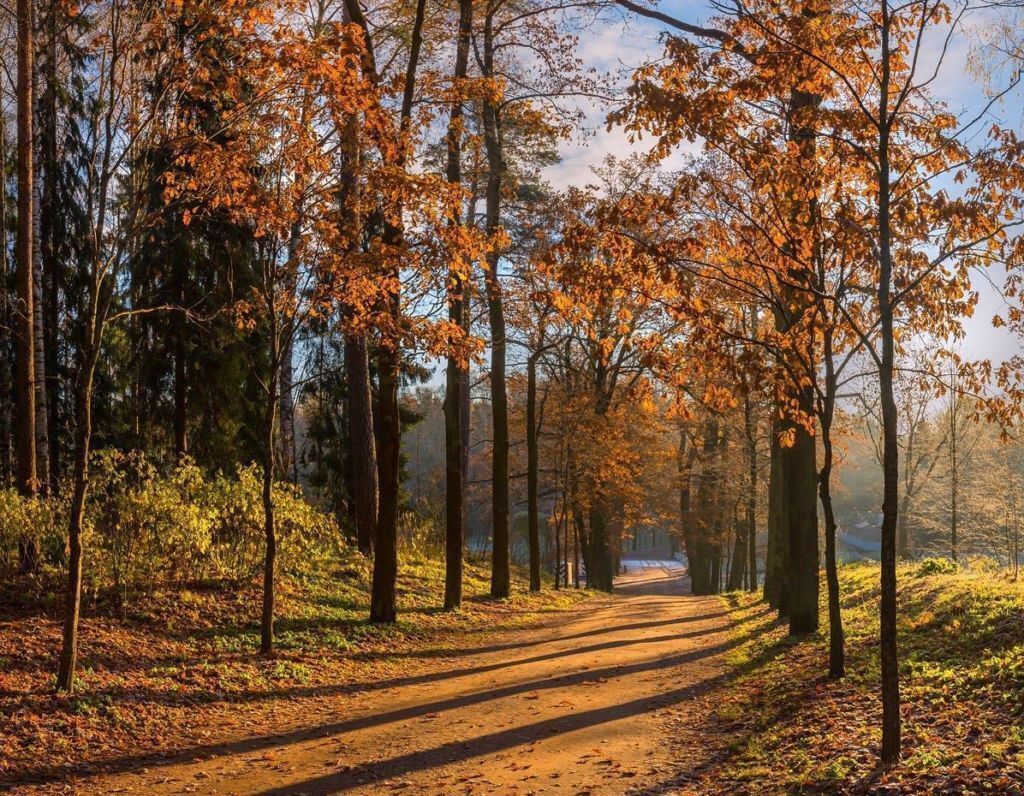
[0,450,345,600]
[916,557,961,577]
[0,488,65,580]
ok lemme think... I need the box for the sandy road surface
[23,558,733,795]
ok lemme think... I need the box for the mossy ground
[696,561,1024,794]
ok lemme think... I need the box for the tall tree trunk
[526,352,541,591]
[367,0,427,623]
[763,421,788,613]
[819,339,844,678]
[371,334,400,623]
[783,405,819,635]
[261,317,280,655]
[587,502,613,591]
[334,30,377,557]
[482,3,510,599]
[0,93,10,483]
[30,21,49,495]
[55,338,99,692]
[278,217,302,482]
[727,515,747,591]
[949,395,958,562]
[745,392,758,592]
[443,0,473,609]
[820,425,844,678]
[32,155,48,493]
[15,0,38,574]
[877,7,901,761]
[41,3,60,492]
[345,334,377,556]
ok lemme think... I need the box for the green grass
[702,561,1024,794]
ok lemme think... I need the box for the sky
[539,0,1024,367]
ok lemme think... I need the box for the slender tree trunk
[15,0,39,575]
[727,516,747,591]
[876,9,901,761]
[819,347,845,677]
[56,331,100,692]
[346,334,378,556]
[279,333,297,481]
[482,4,510,599]
[785,402,819,635]
[30,25,49,495]
[573,508,581,587]
[334,41,377,557]
[0,92,10,483]
[949,397,958,562]
[261,321,280,655]
[348,0,426,624]
[41,7,60,492]
[526,353,541,591]
[587,502,613,591]
[371,334,400,623]
[897,430,912,558]
[32,161,48,493]
[277,216,302,483]
[746,402,758,593]
[764,421,789,614]
[443,0,472,608]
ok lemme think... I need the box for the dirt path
[47,559,734,795]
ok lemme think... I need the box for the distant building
[837,511,882,562]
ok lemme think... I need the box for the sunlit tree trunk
[443,0,473,608]
[0,93,10,483]
[526,351,541,591]
[763,421,788,613]
[15,0,39,574]
[819,331,845,678]
[481,0,510,598]
[260,301,280,655]
[346,334,377,556]
[876,3,901,761]
[362,0,427,623]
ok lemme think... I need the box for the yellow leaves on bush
[0,451,343,597]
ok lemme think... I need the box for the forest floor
[10,557,1023,794]
[2,555,736,795]
[693,561,1024,794]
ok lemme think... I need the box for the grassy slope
[699,562,1024,794]
[0,550,594,784]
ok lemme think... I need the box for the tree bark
[41,4,61,492]
[819,337,845,678]
[32,156,49,493]
[15,0,37,500]
[371,335,400,623]
[345,334,378,556]
[482,2,510,599]
[526,353,541,591]
[260,311,280,655]
[0,92,10,483]
[443,0,473,609]
[367,0,427,623]
[745,391,758,592]
[55,340,98,692]
[763,421,788,613]
[877,4,901,761]
[783,408,819,635]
